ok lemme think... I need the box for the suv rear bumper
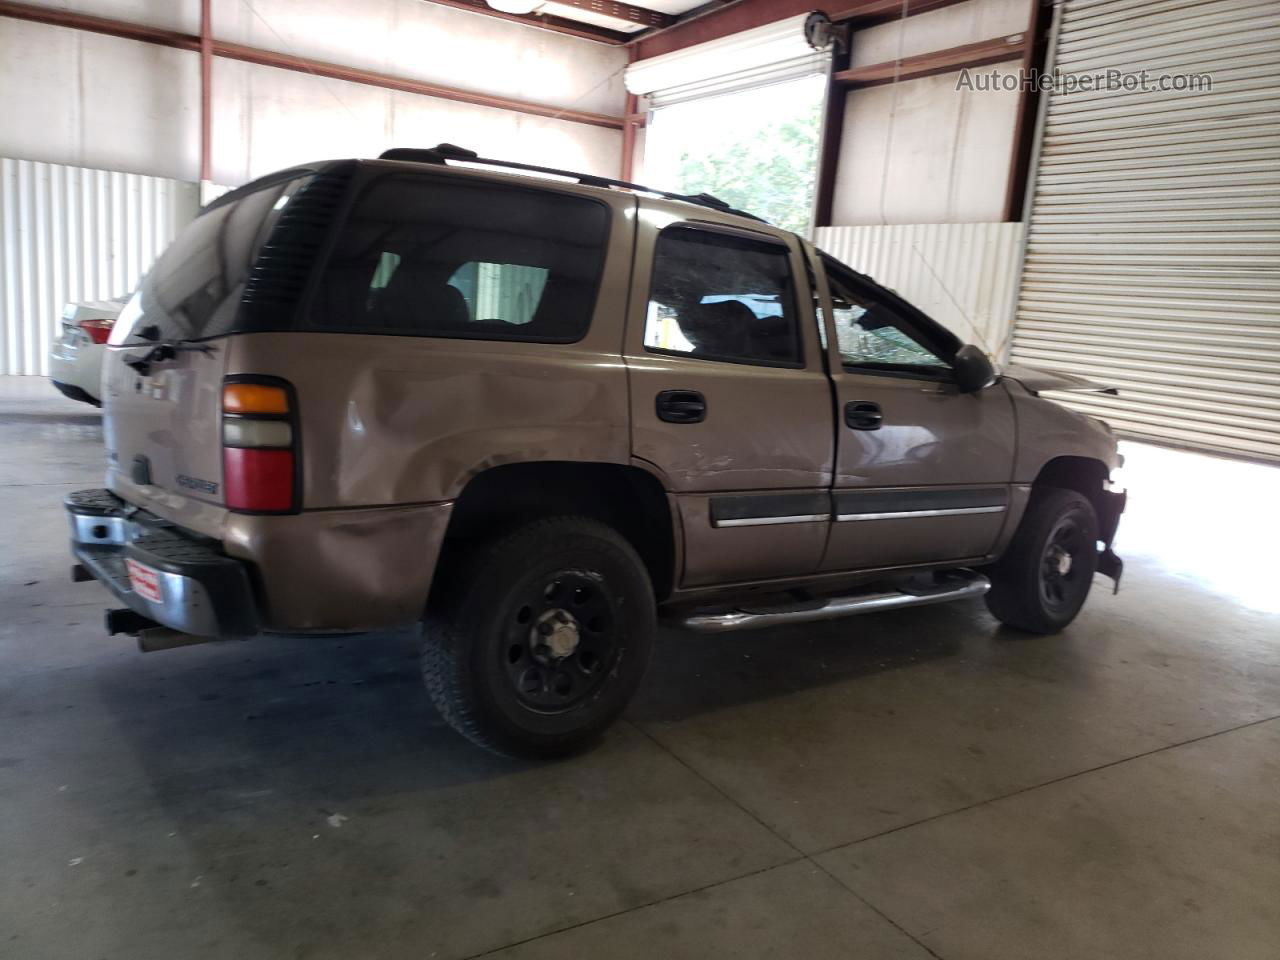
[72,487,456,635]
[67,489,257,637]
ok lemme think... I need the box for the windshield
[109,174,312,345]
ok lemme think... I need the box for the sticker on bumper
[125,558,163,604]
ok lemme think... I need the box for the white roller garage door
[1011,0,1280,462]
[624,13,831,108]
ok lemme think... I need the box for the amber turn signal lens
[223,383,289,415]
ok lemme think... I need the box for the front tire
[421,516,655,758]
[985,487,1099,634]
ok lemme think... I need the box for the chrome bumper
[66,489,258,637]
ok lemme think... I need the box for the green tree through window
[673,97,822,234]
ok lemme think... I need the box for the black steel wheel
[422,516,655,758]
[986,487,1099,634]
[1039,513,1089,615]
[504,572,619,714]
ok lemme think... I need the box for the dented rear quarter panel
[225,333,633,508]
[221,502,454,630]
[222,178,636,509]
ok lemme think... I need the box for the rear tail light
[221,379,298,513]
[79,318,114,344]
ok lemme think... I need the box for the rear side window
[311,176,609,342]
[644,226,801,367]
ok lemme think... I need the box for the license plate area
[125,557,164,604]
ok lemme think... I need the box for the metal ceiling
[423,0,715,44]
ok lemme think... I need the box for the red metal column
[1002,0,1051,221]
[812,28,850,229]
[620,47,638,181]
[199,0,212,182]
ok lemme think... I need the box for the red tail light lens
[79,318,114,344]
[222,379,298,513]
[223,448,295,512]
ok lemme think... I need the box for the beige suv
[66,144,1125,757]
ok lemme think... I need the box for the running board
[675,570,990,633]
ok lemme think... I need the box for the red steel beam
[621,96,639,180]
[833,32,1027,87]
[812,27,851,229]
[1002,0,1051,221]
[0,0,624,130]
[213,40,624,128]
[0,0,197,49]
[199,0,213,182]
[632,0,975,58]
[621,47,638,181]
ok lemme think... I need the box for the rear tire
[985,487,1099,634]
[421,516,655,759]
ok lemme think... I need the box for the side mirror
[953,344,996,393]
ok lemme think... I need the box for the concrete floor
[2,374,1278,960]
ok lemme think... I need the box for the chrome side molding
[835,505,1005,522]
[712,514,829,528]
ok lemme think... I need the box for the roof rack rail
[378,144,767,224]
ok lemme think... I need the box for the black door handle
[656,389,706,424]
[845,401,883,430]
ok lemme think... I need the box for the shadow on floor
[632,599,995,724]
[90,628,533,802]
[83,595,1009,813]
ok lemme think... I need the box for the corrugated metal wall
[0,158,199,375]
[814,222,1026,355]
[1011,0,1280,463]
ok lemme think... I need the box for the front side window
[644,226,801,367]
[312,176,609,342]
[823,256,949,374]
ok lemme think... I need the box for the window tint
[823,257,948,373]
[109,173,310,344]
[644,226,801,367]
[312,176,609,342]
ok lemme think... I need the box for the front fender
[1006,379,1125,589]
[1007,380,1121,482]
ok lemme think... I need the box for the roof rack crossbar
[378,144,765,223]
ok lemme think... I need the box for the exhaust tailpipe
[136,627,218,653]
[104,607,156,636]
[104,609,218,651]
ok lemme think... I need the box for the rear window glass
[310,176,609,343]
[109,173,310,345]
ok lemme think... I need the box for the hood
[1002,364,1118,397]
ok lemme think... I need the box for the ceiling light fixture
[486,0,542,14]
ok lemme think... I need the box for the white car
[48,298,127,406]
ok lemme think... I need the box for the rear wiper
[120,338,216,352]
[121,338,216,375]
